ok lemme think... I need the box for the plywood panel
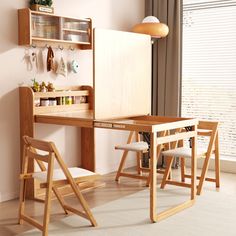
[93,28,151,120]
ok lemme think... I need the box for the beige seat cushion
[115,141,149,152]
[161,147,207,158]
[33,167,96,182]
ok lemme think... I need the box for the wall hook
[58,45,64,51]
[69,46,75,51]
[31,44,37,48]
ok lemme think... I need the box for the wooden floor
[1,168,236,236]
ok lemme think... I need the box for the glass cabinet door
[31,14,60,40]
[61,18,90,43]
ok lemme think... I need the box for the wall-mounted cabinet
[18,8,92,49]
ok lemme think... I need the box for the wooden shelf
[19,86,93,115]
[18,8,92,49]
[34,90,89,98]
[34,103,89,115]
[31,37,90,45]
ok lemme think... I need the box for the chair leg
[42,156,54,236]
[18,179,27,224]
[135,132,142,175]
[18,147,28,225]
[146,142,163,187]
[115,131,134,181]
[180,157,186,182]
[52,187,69,214]
[42,187,52,236]
[168,169,172,180]
[214,133,220,188]
[197,155,211,195]
[73,186,98,227]
[136,151,142,175]
[160,156,173,189]
[115,150,129,181]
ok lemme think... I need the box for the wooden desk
[34,111,198,222]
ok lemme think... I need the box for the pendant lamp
[132,16,169,39]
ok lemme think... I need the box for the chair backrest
[197,120,219,155]
[23,136,55,172]
[22,135,81,187]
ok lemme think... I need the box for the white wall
[0,0,145,202]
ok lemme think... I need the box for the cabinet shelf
[32,37,91,45]
[34,103,89,115]
[18,8,92,50]
[34,90,89,98]
[62,28,88,34]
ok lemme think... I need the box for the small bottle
[56,97,61,105]
[66,96,72,105]
[61,96,66,105]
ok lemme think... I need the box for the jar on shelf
[49,98,57,106]
[40,98,49,106]
[74,96,81,104]
[80,96,87,103]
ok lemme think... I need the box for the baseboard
[185,158,236,174]
[0,191,18,203]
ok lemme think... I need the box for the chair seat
[115,141,149,152]
[161,147,207,158]
[33,167,96,182]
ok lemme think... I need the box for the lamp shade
[132,16,169,38]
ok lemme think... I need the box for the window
[182,0,236,158]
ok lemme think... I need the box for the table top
[94,116,198,132]
[35,110,94,128]
[35,111,198,132]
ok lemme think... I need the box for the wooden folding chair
[160,120,220,195]
[115,131,167,186]
[18,136,100,236]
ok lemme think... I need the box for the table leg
[191,125,197,200]
[150,132,157,222]
[81,127,95,171]
[149,126,197,223]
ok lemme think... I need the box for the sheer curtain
[145,0,183,116]
[182,0,236,158]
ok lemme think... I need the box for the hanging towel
[47,46,54,72]
[56,57,67,77]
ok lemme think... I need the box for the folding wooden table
[19,28,198,222]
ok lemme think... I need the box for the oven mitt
[47,46,54,72]
[56,57,67,77]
